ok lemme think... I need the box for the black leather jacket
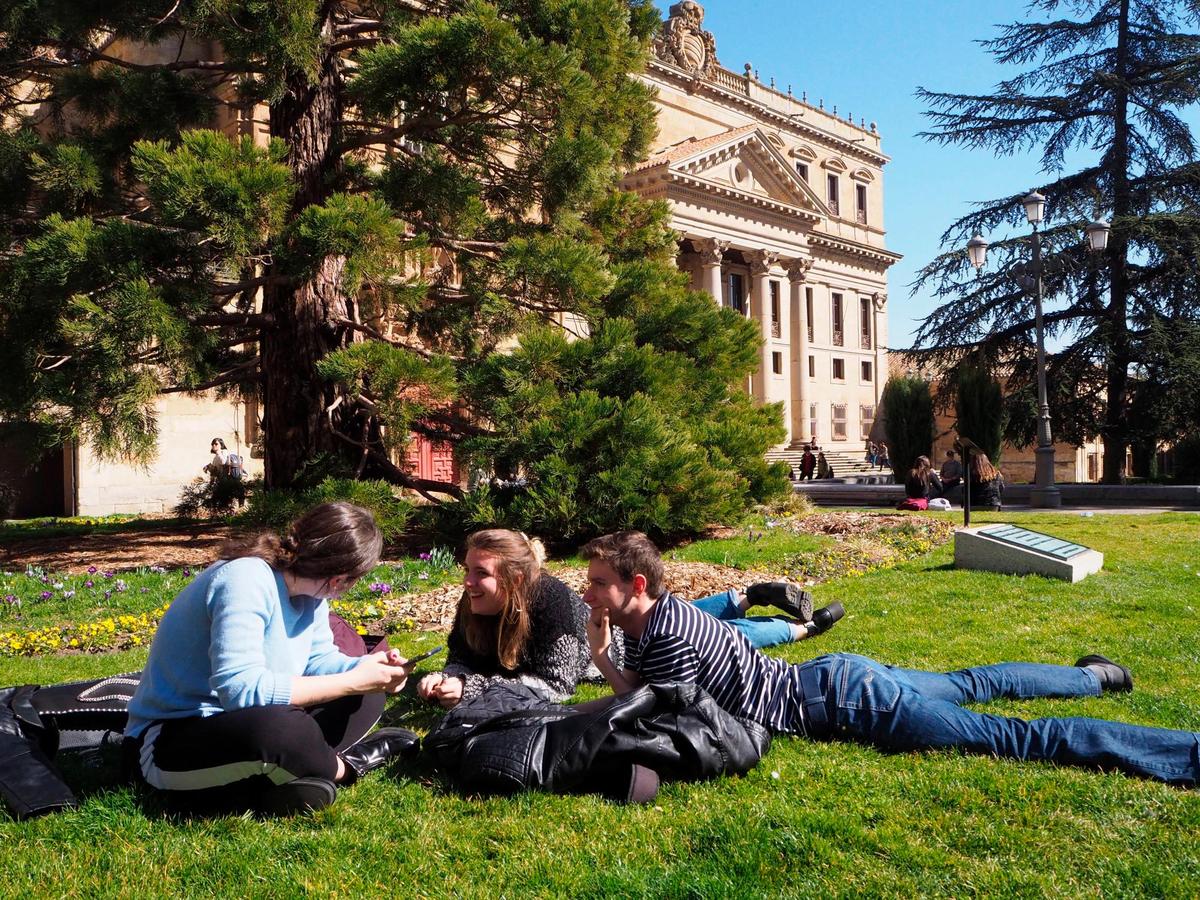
[425,681,771,803]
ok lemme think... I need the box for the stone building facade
[626,2,901,451]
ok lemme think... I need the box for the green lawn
[2,512,1199,898]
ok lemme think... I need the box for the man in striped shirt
[581,531,1200,787]
[582,532,808,734]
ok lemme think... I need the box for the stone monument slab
[954,524,1103,583]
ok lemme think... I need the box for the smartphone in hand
[400,644,445,668]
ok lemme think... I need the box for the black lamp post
[967,195,1110,507]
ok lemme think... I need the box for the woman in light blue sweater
[126,502,415,816]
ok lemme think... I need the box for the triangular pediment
[665,127,830,217]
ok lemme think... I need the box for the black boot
[803,602,845,638]
[745,582,813,622]
[256,777,337,817]
[339,727,420,784]
[1075,654,1133,693]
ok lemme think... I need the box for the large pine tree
[912,0,1200,482]
[0,1,786,523]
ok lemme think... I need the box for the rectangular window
[723,272,746,314]
[832,358,845,380]
[770,280,781,338]
[827,174,840,216]
[796,162,809,183]
[805,287,814,342]
[861,361,872,382]
[856,183,868,225]
[808,355,815,378]
[860,297,872,349]
[831,292,844,346]
[860,405,875,440]
[832,403,847,440]
[772,351,783,375]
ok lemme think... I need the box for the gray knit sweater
[438,573,624,702]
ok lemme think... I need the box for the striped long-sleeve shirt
[623,592,805,735]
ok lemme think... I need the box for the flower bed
[0,517,954,657]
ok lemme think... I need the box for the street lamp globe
[1021,190,1046,225]
[967,234,989,269]
[1085,218,1111,253]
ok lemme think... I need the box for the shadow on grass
[0,517,195,545]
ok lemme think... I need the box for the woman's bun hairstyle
[218,501,383,581]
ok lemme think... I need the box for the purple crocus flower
[40,591,52,600]
[87,566,97,575]
[85,580,94,588]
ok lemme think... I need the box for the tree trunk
[260,15,347,489]
[1101,0,1133,485]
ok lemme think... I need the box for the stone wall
[72,393,262,516]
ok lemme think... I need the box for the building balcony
[832,329,844,347]
[771,321,781,338]
[861,334,872,350]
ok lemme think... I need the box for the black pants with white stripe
[129,693,383,814]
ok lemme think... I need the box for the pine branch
[330,37,387,53]
[161,359,260,394]
[27,43,261,75]
[334,20,384,37]
[193,312,273,328]
[211,274,293,295]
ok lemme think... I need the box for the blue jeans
[796,653,1200,785]
[694,591,793,650]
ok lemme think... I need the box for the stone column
[787,258,813,445]
[694,237,728,306]
[872,292,887,408]
[748,250,778,402]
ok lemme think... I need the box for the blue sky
[693,0,1055,348]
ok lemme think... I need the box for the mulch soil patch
[1,511,953,635]
[0,523,240,574]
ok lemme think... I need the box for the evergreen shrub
[955,364,1004,464]
[238,478,413,540]
[881,376,935,479]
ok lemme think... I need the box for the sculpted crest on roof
[653,2,719,78]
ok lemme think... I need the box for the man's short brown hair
[581,531,665,598]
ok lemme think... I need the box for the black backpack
[0,672,139,819]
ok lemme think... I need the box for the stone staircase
[765,446,894,484]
